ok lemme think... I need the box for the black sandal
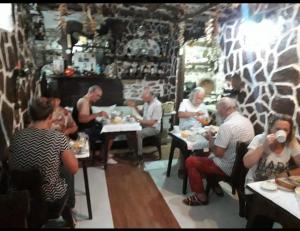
[183,194,208,206]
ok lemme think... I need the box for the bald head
[87,85,103,103]
[216,97,237,119]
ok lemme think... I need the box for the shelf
[114,55,169,63]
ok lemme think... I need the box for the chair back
[231,141,250,189]
[9,169,50,228]
[0,190,30,228]
[10,168,43,200]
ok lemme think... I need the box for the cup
[275,130,287,143]
[173,125,180,133]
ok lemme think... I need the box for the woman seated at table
[49,97,78,138]
[243,114,300,221]
[8,97,78,227]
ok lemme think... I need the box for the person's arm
[138,118,157,127]
[78,100,107,123]
[127,100,142,115]
[64,120,78,136]
[243,134,273,169]
[61,149,78,175]
[178,111,204,119]
[138,103,162,128]
[205,131,225,157]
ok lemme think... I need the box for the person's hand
[196,116,210,125]
[193,111,204,117]
[97,111,108,118]
[263,134,276,149]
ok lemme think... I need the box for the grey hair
[28,97,54,121]
[88,85,102,93]
[189,87,206,102]
[217,97,237,111]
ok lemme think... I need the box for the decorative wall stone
[219,3,300,136]
[0,4,40,157]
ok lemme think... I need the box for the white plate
[260,181,278,191]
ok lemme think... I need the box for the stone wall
[0,4,40,158]
[219,3,300,136]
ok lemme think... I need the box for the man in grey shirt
[128,87,162,163]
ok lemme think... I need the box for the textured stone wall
[110,18,179,102]
[219,3,300,136]
[0,4,40,158]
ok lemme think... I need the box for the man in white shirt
[183,97,255,206]
[178,87,209,130]
[177,87,210,177]
[128,87,162,163]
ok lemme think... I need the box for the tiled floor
[74,166,113,228]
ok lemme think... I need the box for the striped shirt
[9,128,71,202]
[211,111,255,176]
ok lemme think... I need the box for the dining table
[100,120,142,169]
[246,179,300,228]
[72,136,93,220]
[166,128,210,194]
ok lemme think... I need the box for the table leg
[82,160,93,220]
[182,152,189,194]
[103,134,110,170]
[166,139,176,177]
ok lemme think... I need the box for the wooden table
[246,180,300,228]
[75,140,93,220]
[166,131,209,194]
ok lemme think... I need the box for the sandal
[183,194,208,206]
[212,184,224,197]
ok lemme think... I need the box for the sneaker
[107,158,118,165]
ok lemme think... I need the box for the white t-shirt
[178,99,209,130]
[244,134,300,194]
[210,111,255,176]
[143,97,162,131]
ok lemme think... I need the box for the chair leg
[166,140,175,177]
[156,139,162,160]
[237,189,246,218]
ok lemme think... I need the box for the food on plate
[288,176,300,187]
[275,177,297,191]
[181,130,191,138]
[111,116,123,124]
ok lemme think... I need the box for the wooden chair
[205,141,249,217]
[9,168,73,228]
[142,112,164,160]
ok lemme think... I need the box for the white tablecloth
[101,122,142,133]
[170,130,209,151]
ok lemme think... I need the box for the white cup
[173,125,180,133]
[275,130,287,143]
